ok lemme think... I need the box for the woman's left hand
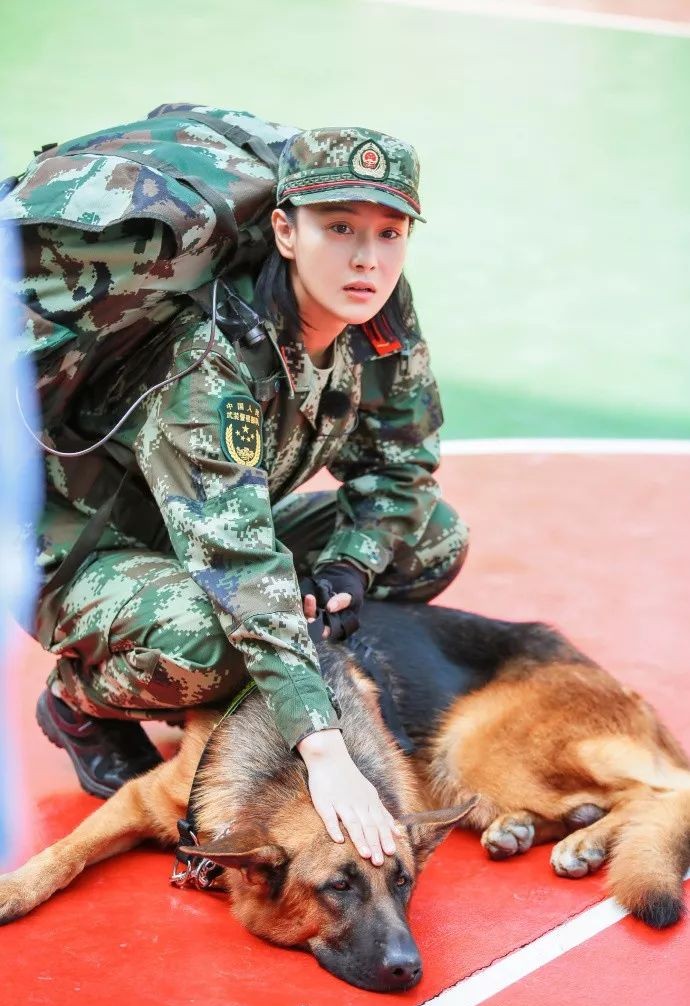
[300,563,367,639]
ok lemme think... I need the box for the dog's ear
[400,797,479,869]
[179,832,288,892]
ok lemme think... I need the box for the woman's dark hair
[253,204,417,347]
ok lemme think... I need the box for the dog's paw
[0,858,66,924]
[481,813,535,860]
[550,834,606,878]
[0,874,33,925]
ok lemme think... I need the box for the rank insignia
[350,140,388,181]
[219,396,263,467]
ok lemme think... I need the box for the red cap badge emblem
[350,140,388,181]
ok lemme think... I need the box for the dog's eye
[329,879,351,892]
[395,874,410,887]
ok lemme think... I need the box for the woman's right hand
[297,728,400,865]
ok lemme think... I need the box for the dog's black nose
[378,946,423,989]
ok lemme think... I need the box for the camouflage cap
[276,127,425,222]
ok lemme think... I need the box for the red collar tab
[361,318,402,356]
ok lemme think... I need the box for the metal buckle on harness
[170,855,219,890]
[170,820,223,891]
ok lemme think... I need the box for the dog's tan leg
[0,759,177,924]
[481,811,567,859]
[0,712,214,924]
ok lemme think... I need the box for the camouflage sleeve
[317,335,443,582]
[134,310,339,749]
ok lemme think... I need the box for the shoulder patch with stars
[219,396,263,467]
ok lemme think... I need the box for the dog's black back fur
[352,602,591,745]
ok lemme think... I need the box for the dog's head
[182,797,475,992]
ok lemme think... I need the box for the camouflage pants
[44,492,468,720]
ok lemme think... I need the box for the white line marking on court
[424,896,627,1005]
[424,870,690,1006]
[368,0,690,39]
[440,438,690,455]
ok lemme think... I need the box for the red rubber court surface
[2,451,689,1006]
[485,907,690,1006]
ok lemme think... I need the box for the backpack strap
[41,467,131,596]
[41,438,168,597]
[188,279,294,403]
[156,111,280,169]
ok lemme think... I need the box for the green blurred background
[2,0,689,438]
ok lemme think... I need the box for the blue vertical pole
[0,158,43,868]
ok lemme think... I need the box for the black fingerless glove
[299,562,368,641]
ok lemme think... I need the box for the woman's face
[272,201,411,331]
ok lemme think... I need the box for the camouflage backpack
[1,103,300,424]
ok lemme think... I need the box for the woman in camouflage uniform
[8,117,468,867]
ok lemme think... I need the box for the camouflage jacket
[3,113,444,749]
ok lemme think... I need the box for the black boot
[36,689,163,799]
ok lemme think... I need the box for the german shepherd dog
[2,602,689,992]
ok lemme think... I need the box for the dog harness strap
[170,679,258,892]
[219,678,259,722]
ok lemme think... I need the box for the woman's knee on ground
[370,500,469,602]
[52,569,247,718]
[106,587,246,711]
